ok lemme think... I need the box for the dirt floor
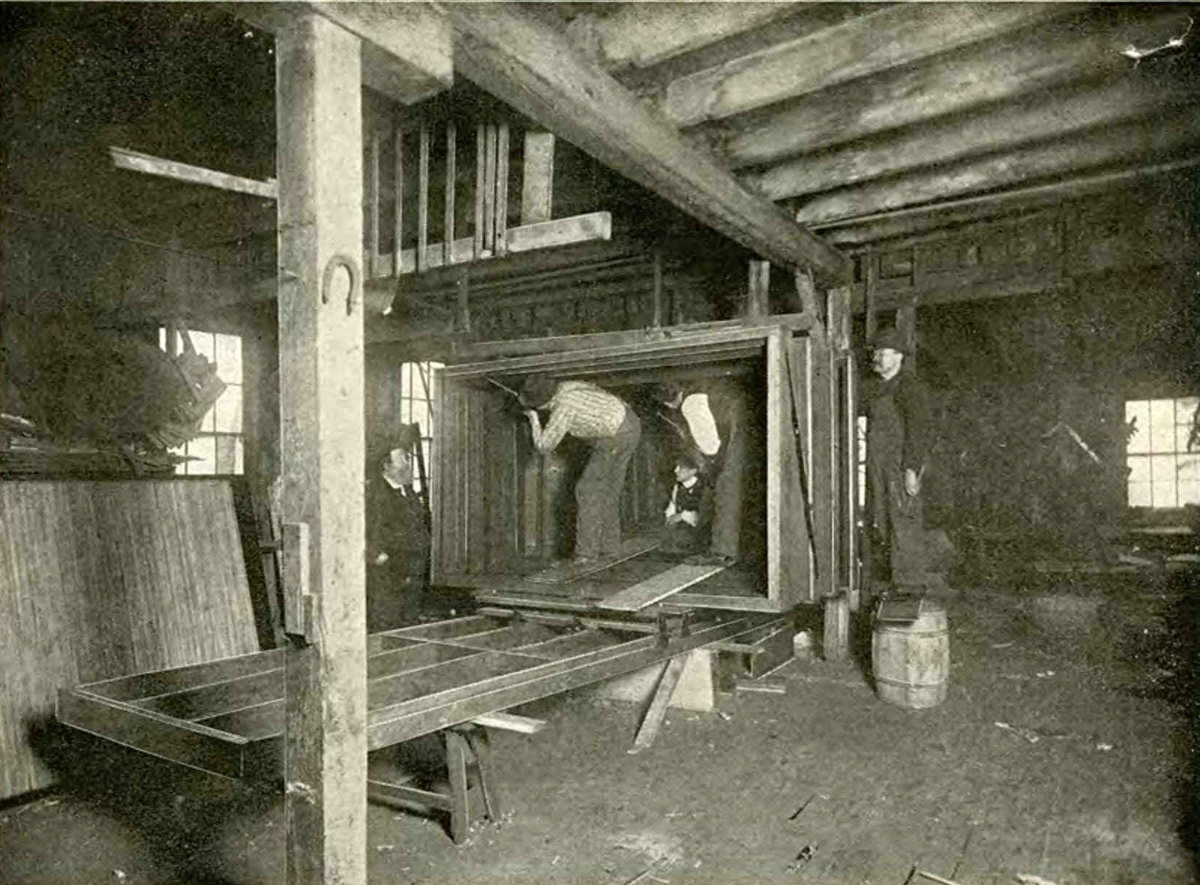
[1,580,1196,885]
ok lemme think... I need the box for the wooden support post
[443,121,456,267]
[495,122,510,256]
[823,591,850,662]
[275,13,366,885]
[520,130,555,225]
[417,123,430,272]
[746,258,770,321]
[651,248,663,328]
[793,268,824,333]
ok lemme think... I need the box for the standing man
[520,375,641,563]
[658,379,746,565]
[366,435,429,629]
[865,325,935,595]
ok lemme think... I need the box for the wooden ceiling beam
[705,6,1192,170]
[794,108,1200,227]
[748,75,1197,201]
[564,2,795,72]
[656,3,1074,129]
[435,2,848,284]
[817,157,1200,248]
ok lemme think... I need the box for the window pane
[1128,482,1152,507]
[214,385,243,433]
[215,435,239,474]
[410,400,429,436]
[1180,481,1200,506]
[215,333,243,382]
[1176,423,1194,454]
[1151,454,1175,482]
[188,436,216,475]
[1178,396,1199,420]
[1150,402,1175,452]
[1126,401,1150,454]
[234,437,244,475]
[1127,455,1150,484]
[1152,481,1177,507]
[189,331,216,363]
[1178,455,1200,483]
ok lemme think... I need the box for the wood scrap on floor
[597,562,725,611]
[628,655,688,753]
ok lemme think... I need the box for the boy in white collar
[663,449,708,554]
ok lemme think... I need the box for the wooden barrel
[871,600,949,709]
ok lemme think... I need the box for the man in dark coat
[865,326,935,594]
[366,443,429,629]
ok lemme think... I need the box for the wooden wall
[0,479,261,799]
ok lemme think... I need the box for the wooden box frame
[431,318,838,612]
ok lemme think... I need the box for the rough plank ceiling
[3,3,1198,261]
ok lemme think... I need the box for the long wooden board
[597,563,726,612]
[527,535,661,584]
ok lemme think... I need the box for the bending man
[520,375,641,563]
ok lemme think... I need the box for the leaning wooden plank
[527,534,661,584]
[471,711,545,734]
[630,655,687,753]
[597,563,726,612]
[57,689,249,778]
[109,146,278,198]
[81,648,284,702]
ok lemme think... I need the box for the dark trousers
[867,458,926,590]
[574,410,640,559]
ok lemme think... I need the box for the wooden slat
[84,649,283,702]
[473,122,486,259]
[133,668,283,721]
[369,129,381,277]
[597,563,726,612]
[439,2,847,283]
[386,211,613,274]
[471,711,545,734]
[108,146,278,198]
[483,123,498,254]
[708,6,1190,169]
[495,122,510,256]
[656,3,1070,128]
[794,106,1200,226]
[746,258,769,320]
[443,120,456,266]
[417,122,430,270]
[393,119,404,264]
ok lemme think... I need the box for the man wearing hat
[866,325,935,596]
[519,374,641,563]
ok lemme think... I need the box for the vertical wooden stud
[392,120,404,275]
[865,252,879,343]
[473,123,485,260]
[747,258,770,320]
[368,129,381,278]
[897,299,917,373]
[823,591,850,661]
[651,248,663,328]
[417,122,430,272]
[494,122,510,256]
[520,130,554,225]
[443,121,456,266]
[274,13,366,885]
[483,124,498,254]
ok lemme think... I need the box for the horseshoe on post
[321,253,361,316]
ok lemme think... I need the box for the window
[159,328,244,475]
[1125,396,1200,508]
[398,361,441,491]
[856,415,868,510]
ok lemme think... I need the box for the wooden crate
[431,318,838,612]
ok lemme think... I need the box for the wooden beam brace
[109,146,277,199]
[747,75,1197,201]
[274,13,367,884]
[707,6,1190,169]
[435,2,848,284]
[657,3,1070,128]
[795,106,1200,227]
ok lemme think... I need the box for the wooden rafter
[433,2,848,283]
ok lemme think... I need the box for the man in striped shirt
[520,375,641,562]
